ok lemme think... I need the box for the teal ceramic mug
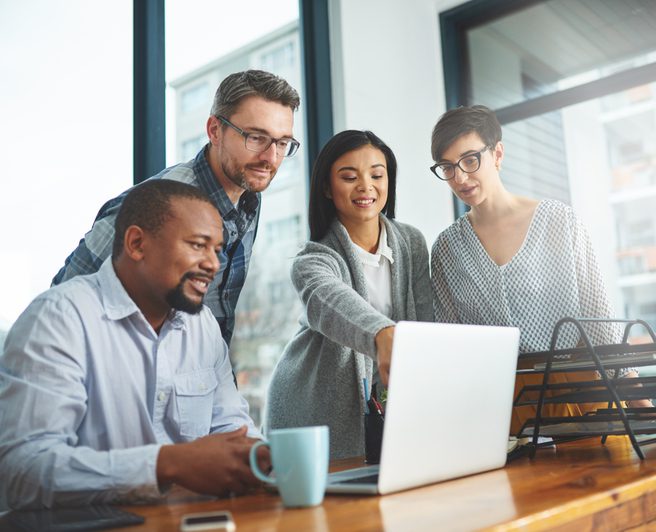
[249,426,329,508]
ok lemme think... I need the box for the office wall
[328,0,465,245]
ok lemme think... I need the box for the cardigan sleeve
[407,226,433,322]
[291,247,395,359]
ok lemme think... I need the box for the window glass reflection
[463,0,656,342]
[500,84,656,339]
[467,0,656,108]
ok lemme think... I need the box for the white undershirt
[351,223,394,318]
[352,223,394,392]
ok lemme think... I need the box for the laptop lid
[327,321,520,495]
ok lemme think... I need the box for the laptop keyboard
[337,474,379,485]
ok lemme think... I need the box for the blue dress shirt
[0,259,259,510]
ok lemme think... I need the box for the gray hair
[210,69,300,118]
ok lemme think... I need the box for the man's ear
[207,115,222,146]
[123,225,147,261]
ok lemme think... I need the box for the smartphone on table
[180,510,236,531]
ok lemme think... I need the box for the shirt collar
[98,258,186,329]
[378,223,395,264]
[351,221,395,266]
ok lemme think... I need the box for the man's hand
[156,426,271,496]
[375,326,395,387]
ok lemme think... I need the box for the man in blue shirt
[0,180,269,509]
[52,69,301,346]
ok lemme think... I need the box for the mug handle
[249,440,275,484]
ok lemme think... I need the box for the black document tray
[514,317,656,459]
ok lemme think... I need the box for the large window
[0,0,324,428]
[0,1,133,345]
[442,0,656,339]
[165,0,305,426]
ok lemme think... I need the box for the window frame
[134,0,333,186]
[439,0,656,217]
[133,0,166,184]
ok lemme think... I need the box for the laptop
[326,321,520,495]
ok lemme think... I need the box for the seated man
[0,180,268,509]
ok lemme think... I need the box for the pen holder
[364,411,384,464]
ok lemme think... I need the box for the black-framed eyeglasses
[429,146,491,180]
[217,115,300,158]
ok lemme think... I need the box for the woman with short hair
[429,105,649,433]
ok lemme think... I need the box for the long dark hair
[308,130,397,241]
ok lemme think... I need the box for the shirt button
[158,392,166,402]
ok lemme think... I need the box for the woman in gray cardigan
[266,130,433,459]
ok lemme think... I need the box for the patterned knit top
[430,199,623,356]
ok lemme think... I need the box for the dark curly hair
[112,180,217,258]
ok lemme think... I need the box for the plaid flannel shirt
[52,145,260,346]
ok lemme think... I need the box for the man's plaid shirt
[52,145,260,346]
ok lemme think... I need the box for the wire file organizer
[514,317,656,459]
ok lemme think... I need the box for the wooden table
[15,436,656,531]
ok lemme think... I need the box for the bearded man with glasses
[52,70,300,346]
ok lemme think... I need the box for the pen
[370,382,384,414]
[363,377,370,414]
[373,397,384,415]
[367,397,383,416]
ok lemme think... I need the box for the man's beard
[165,274,205,314]
[222,160,275,192]
[226,167,251,191]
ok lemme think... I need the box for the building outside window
[267,215,302,244]
[259,41,295,73]
[443,0,656,341]
[181,134,207,161]
[181,82,210,113]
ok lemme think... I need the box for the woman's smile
[329,145,389,231]
[352,196,377,207]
